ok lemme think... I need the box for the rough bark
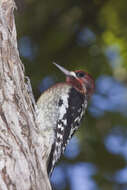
[0,0,51,189]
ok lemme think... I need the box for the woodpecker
[37,63,94,176]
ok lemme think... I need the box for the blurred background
[15,0,127,189]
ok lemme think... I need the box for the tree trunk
[0,0,51,189]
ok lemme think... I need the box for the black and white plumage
[37,63,94,176]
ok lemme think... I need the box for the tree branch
[0,0,51,189]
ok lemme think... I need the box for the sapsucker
[37,63,94,176]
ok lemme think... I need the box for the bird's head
[53,63,94,97]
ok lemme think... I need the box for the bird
[37,63,94,177]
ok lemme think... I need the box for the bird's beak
[53,62,76,78]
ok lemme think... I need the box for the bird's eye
[76,72,85,78]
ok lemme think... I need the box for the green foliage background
[15,0,127,189]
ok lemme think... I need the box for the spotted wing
[61,88,87,153]
[47,88,87,176]
[47,92,69,176]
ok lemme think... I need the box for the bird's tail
[47,143,55,177]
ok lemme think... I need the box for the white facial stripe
[69,71,77,78]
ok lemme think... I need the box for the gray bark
[0,0,51,189]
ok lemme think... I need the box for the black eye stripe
[76,72,85,78]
